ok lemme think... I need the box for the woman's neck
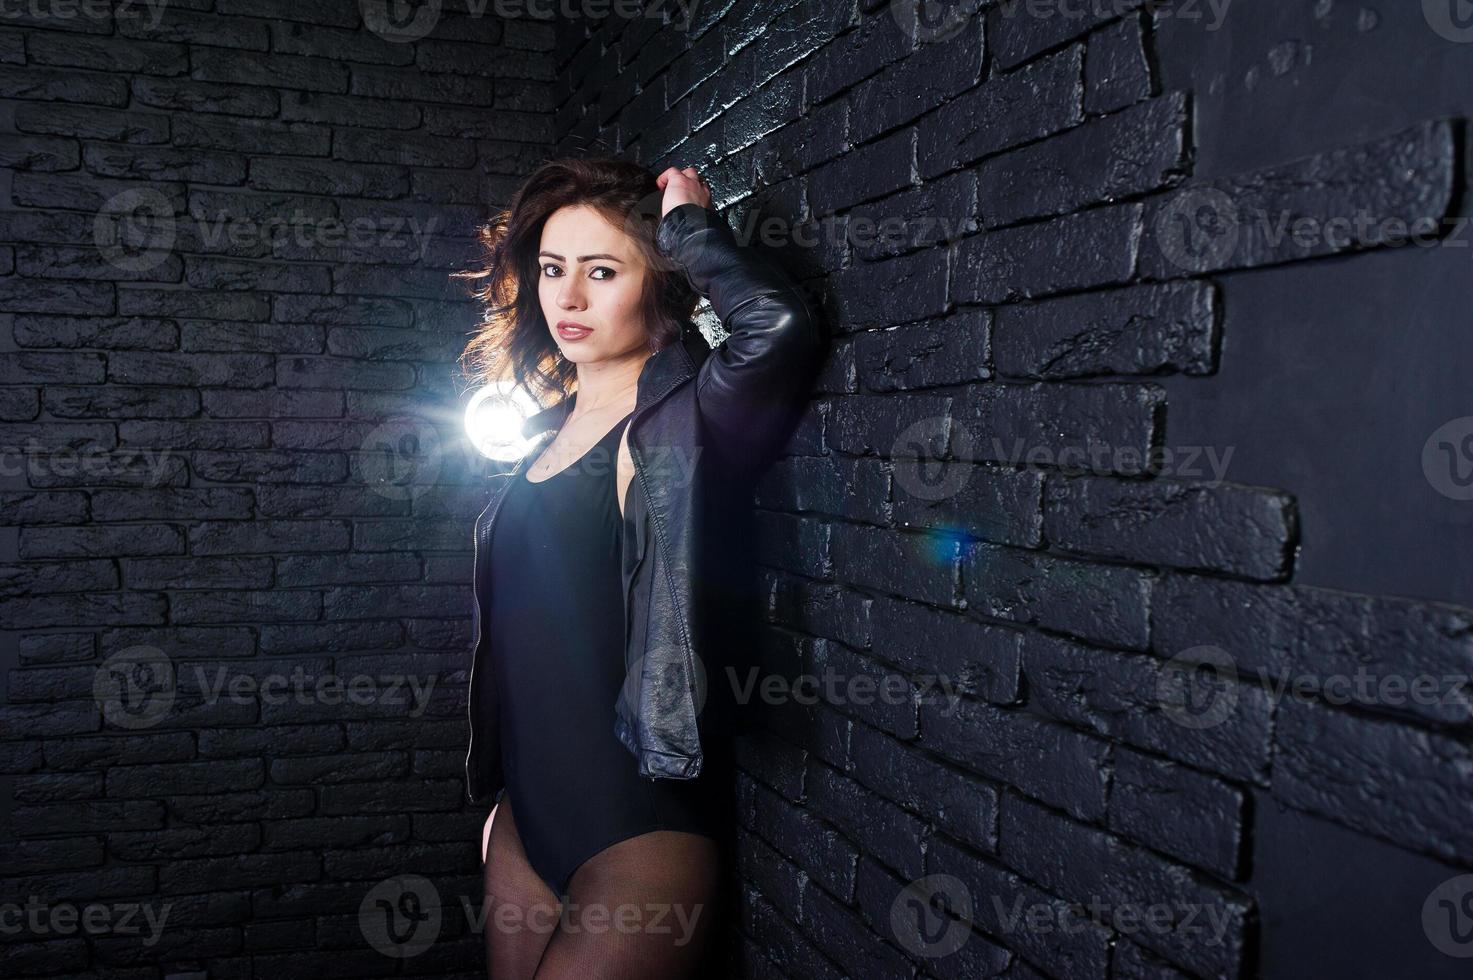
[570,352,647,416]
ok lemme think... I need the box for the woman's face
[537,204,651,366]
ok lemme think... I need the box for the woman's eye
[542,264,562,278]
[590,266,615,280]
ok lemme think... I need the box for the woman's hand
[656,166,713,218]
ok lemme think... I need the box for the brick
[756,454,890,524]
[953,202,1142,305]
[1044,475,1296,580]
[989,0,1143,69]
[14,314,179,350]
[0,490,89,524]
[918,45,1083,178]
[830,521,959,606]
[19,524,185,559]
[964,540,1151,649]
[91,488,253,521]
[993,281,1218,379]
[977,93,1188,227]
[927,834,1112,979]
[1021,632,1272,784]
[188,520,350,555]
[1139,119,1457,278]
[1107,747,1244,880]
[867,593,1023,704]
[1084,13,1152,114]
[191,450,348,483]
[999,793,1251,978]
[854,310,991,391]
[0,559,117,598]
[1272,695,1473,866]
[917,696,1110,822]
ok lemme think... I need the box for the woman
[455,156,827,977]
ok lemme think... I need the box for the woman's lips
[556,322,592,341]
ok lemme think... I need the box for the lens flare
[464,383,541,462]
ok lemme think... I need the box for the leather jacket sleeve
[655,202,828,473]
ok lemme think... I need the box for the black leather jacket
[464,201,827,805]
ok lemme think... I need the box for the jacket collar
[519,319,709,440]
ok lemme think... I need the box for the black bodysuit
[483,411,729,898]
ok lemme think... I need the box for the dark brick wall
[6,1,1473,977]
[553,1,1473,978]
[0,3,556,977]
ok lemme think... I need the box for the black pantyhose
[483,795,725,979]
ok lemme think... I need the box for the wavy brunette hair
[453,156,701,408]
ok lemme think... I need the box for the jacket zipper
[462,435,543,804]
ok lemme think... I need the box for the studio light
[464,383,541,462]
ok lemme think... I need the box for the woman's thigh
[532,829,724,979]
[482,796,562,979]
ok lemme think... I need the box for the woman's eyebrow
[538,251,626,263]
